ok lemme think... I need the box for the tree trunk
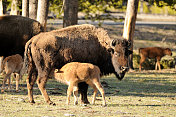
[29,0,37,20]
[140,0,143,14]
[37,0,49,31]
[22,0,29,17]
[0,0,3,15]
[3,0,7,14]
[63,0,78,27]
[10,0,18,15]
[123,0,139,70]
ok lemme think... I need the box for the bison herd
[0,15,173,106]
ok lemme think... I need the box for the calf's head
[164,48,172,56]
[110,39,132,80]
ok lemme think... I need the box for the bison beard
[23,24,131,105]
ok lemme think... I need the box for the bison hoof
[49,102,56,106]
[81,100,90,104]
[74,101,78,105]
[102,104,107,107]
[30,100,35,104]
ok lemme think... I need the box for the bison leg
[78,82,90,104]
[26,67,37,103]
[36,75,55,105]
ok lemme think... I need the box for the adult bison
[0,15,43,57]
[23,24,132,105]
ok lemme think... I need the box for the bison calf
[53,62,106,106]
[139,47,172,71]
[0,54,23,92]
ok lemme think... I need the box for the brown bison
[53,62,106,106]
[23,24,132,105]
[0,15,43,57]
[0,54,23,92]
[139,47,172,71]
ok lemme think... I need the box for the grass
[0,69,176,117]
[0,20,176,117]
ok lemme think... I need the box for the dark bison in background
[139,47,172,71]
[23,24,132,105]
[0,15,43,57]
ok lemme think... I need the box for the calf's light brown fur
[139,47,172,71]
[53,62,106,106]
[0,54,23,92]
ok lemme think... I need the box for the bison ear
[111,39,116,47]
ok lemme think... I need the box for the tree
[123,0,139,69]
[37,0,49,31]
[0,0,3,15]
[63,0,78,27]
[22,0,29,17]
[3,0,7,14]
[10,0,18,15]
[29,0,37,20]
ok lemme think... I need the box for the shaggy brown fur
[23,24,132,105]
[139,47,172,71]
[0,54,23,92]
[0,15,43,57]
[53,62,106,106]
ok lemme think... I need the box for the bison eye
[114,52,120,57]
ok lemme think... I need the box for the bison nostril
[121,66,129,72]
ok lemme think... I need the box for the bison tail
[21,39,33,75]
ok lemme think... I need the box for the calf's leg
[15,74,20,92]
[86,81,98,105]
[66,83,74,105]
[1,73,11,92]
[139,56,146,71]
[156,57,161,70]
[93,80,106,106]
[7,76,11,90]
[73,85,79,105]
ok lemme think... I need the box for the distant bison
[139,47,172,71]
[0,54,23,92]
[23,24,132,105]
[0,15,43,57]
[53,62,106,106]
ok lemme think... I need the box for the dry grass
[0,69,176,117]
